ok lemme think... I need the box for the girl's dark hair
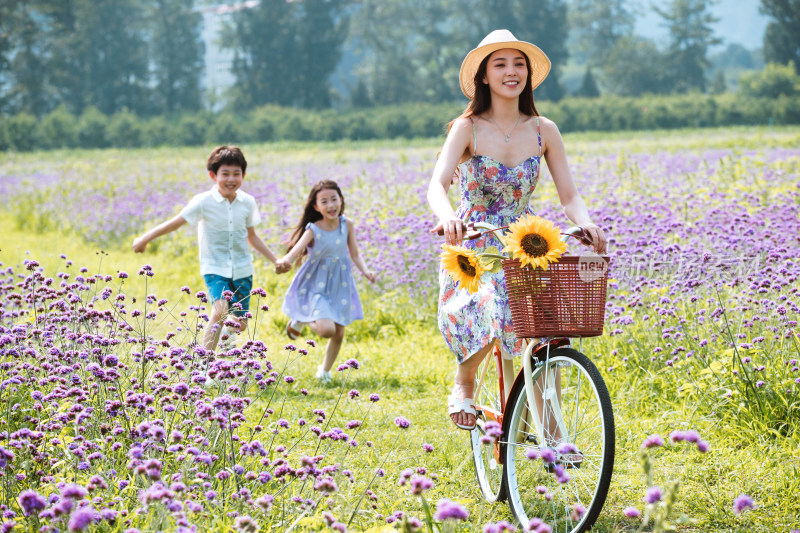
[447,50,540,163]
[286,180,345,254]
[207,145,247,174]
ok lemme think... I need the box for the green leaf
[484,245,500,256]
[478,255,494,267]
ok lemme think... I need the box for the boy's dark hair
[207,145,247,174]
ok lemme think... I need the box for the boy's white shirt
[179,186,262,280]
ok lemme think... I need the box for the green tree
[5,4,50,115]
[602,36,671,97]
[711,43,758,70]
[655,0,721,93]
[476,0,569,101]
[226,0,347,109]
[575,66,600,98]
[80,0,150,114]
[738,61,799,97]
[35,0,150,115]
[569,0,634,66]
[760,0,800,73]
[350,0,472,106]
[0,1,20,113]
[149,0,205,113]
[710,69,727,94]
[33,0,85,115]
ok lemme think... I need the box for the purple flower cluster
[434,499,469,521]
[669,430,710,453]
[0,257,398,531]
[732,493,756,516]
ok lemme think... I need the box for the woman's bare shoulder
[536,115,560,133]
[450,116,475,133]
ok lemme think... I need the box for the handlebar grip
[562,226,594,247]
[435,221,482,241]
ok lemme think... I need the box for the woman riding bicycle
[427,29,607,431]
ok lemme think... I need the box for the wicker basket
[502,255,609,338]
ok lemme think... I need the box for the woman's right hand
[430,216,465,246]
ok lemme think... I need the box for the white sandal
[447,393,477,430]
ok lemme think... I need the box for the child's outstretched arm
[346,219,375,283]
[247,227,284,270]
[133,215,187,253]
[275,229,314,274]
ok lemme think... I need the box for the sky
[635,0,768,51]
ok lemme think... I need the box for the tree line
[3,89,799,152]
[0,0,798,119]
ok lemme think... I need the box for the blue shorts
[202,274,252,317]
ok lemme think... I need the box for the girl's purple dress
[283,216,363,326]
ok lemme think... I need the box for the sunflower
[440,244,487,294]
[502,215,567,270]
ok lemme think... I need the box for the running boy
[133,145,286,351]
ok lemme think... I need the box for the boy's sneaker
[315,365,332,384]
[286,320,305,340]
[218,326,236,352]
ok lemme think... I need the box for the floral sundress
[437,118,541,363]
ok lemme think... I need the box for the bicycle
[450,221,615,533]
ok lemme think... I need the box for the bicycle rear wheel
[470,352,507,502]
[502,348,614,532]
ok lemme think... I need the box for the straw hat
[459,29,551,99]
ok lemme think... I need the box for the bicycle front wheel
[470,352,506,502]
[502,348,614,532]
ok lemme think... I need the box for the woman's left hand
[578,223,607,254]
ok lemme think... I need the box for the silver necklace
[487,114,522,143]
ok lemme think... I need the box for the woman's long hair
[447,50,540,163]
[286,180,345,255]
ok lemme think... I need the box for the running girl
[276,180,375,382]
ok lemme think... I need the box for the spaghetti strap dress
[438,117,542,363]
[282,216,364,326]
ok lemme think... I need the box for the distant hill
[635,0,767,51]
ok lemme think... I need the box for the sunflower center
[521,233,549,257]
[457,255,477,277]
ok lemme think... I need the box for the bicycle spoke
[504,349,614,533]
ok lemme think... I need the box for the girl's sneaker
[286,320,305,340]
[315,365,332,384]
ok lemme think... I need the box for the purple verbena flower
[733,494,755,516]
[433,499,469,521]
[642,434,665,448]
[409,474,433,495]
[623,506,641,518]
[61,483,88,500]
[67,507,97,531]
[18,489,46,516]
[644,486,662,504]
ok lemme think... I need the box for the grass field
[0,126,798,532]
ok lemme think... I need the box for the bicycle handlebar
[436,221,595,247]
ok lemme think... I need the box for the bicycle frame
[468,220,585,457]
[522,337,576,449]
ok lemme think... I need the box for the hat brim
[459,41,551,99]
